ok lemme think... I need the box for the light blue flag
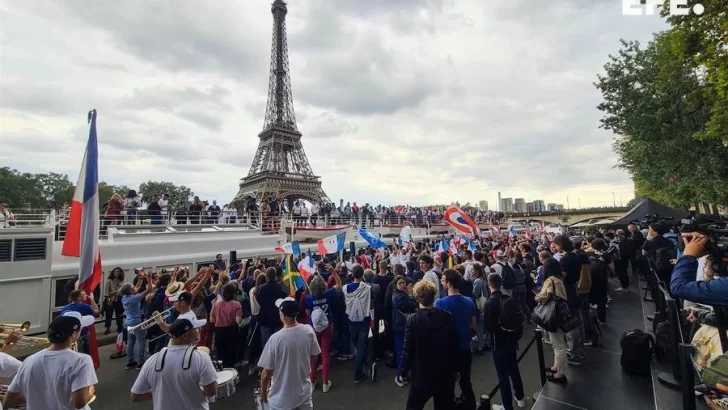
[359,227,387,250]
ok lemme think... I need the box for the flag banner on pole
[61,109,102,370]
[297,253,316,281]
[358,227,387,250]
[283,254,305,296]
[317,232,346,255]
[275,241,301,255]
[444,205,479,235]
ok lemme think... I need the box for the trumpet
[0,321,49,348]
[127,307,174,332]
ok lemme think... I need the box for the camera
[630,214,676,230]
[680,214,728,276]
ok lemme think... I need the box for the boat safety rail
[0,209,53,228]
[477,328,547,410]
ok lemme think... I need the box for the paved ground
[92,326,551,410]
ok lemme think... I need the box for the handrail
[478,328,547,409]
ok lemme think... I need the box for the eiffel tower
[234,0,330,207]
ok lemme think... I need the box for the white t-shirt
[257,324,321,410]
[158,198,168,215]
[422,270,440,300]
[131,346,217,410]
[7,349,97,410]
[0,352,22,410]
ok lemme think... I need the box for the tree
[98,182,131,206]
[662,0,728,144]
[595,33,728,208]
[138,181,193,206]
[625,198,638,209]
[35,172,74,209]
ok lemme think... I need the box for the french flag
[297,253,316,281]
[317,232,346,255]
[61,109,102,370]
[275,241,301,255]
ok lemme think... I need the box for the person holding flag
[60,110,103,370]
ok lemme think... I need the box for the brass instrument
[0,321,49,348]
[127,307,174,332]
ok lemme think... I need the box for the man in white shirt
[4,312,97,410]
[131,317,217,409]
[159,194,169,223]
[310,202,320,227]
[419,255,441,300]
[258,297,321,410]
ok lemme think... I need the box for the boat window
[0,239,11,262]
[13,238,46,261]
[53,277,101,309]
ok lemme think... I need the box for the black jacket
[483,290,519,350]
[401,307,459,390]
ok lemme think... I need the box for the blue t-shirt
[60,303,95,336]
[435,295,476,351]
[305,287,337,324]
[122,294,145,325]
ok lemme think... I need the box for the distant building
[533,200,546,212]
[514,198,526,213]
[526,202,535,212]
[500,198,514,213]
[547,203,565,211]
[497,192,502,211]
[478,200,488,211]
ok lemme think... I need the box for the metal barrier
[477,328,547,409]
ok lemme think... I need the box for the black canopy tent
[610,198,688,226]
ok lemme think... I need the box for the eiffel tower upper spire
[263,0,297,131]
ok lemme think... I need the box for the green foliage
[625,198,638,208]
[595,26,728,208]
[662,0,728,143]
[138,181,193,206]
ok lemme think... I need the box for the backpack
[344,286,366,322]
[310,306,330,333]
[654,320,672,362]
[577,263,592,293]
[655,247,675,274]
[513,264,526,285]
[499,263,517,290]
[498,294,525,340]
[620,329,654,376]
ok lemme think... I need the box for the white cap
[275,297,296,309]
[62,311,95,328]
[496,250,505,258]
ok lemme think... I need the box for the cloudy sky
[1,0,667,209]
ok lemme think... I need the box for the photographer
[642,222,676,284]
[670,233,728,306]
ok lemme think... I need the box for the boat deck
[533,272,655,410]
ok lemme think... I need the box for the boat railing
[2,209,505,240]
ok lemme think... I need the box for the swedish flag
[282,254,305,297]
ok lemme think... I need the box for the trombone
[127,307,174,332]
[0,321,49,348]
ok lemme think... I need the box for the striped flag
[317,232,346,255]
[61,109,102,370]
[275,241,301,255]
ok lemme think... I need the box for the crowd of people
[1,215,725,410]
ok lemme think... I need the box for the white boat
[0,210,436,335]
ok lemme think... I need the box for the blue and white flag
[275,241,301,255]
[359,227,387,250]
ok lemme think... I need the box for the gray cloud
[0,0,667,207]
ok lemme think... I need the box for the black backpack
[499,263,517,290]
[654,321,672,362]
[498,294,525,340]
[620,329,654,376]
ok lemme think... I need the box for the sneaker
[492,405,506,410]
[516,396,527,408]
[542,338,552,345]
[615,287,626,292]
[248,367,257,377]
[371,363,378,382]
[322,380,332,393]
[584,341,594,347]
[125,362,137,370]
[104,328,111,335]
[395,375,405,387]
[354,373,367,384]
[240,360,249,367]
[135,365,143,371]
[567,357,582,366]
